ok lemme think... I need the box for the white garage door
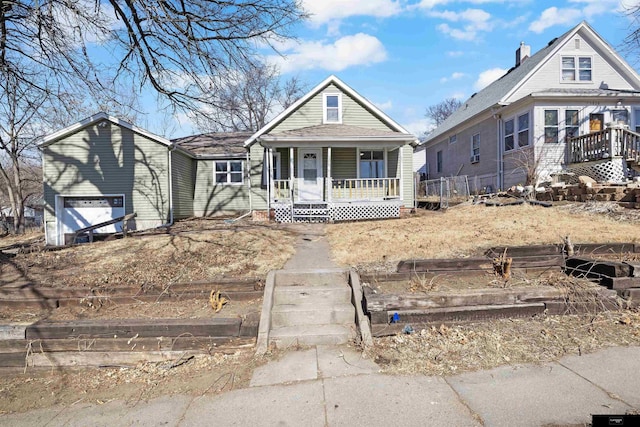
[60,195,125,236]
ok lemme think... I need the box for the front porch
[567,127,640,182]
[265,146,405,223]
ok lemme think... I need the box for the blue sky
[151,0,639,138]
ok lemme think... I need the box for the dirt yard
[369,309,640,376]
[326,202,640,270]
[1,218,296,290]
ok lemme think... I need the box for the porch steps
[268,270,356,348]
[292,202,330,223]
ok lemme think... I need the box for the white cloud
[374,100,393,110]
[450,91,466,100]
[440,71,466,83]
[269,33,388,73]
[447,50,465,57]
[529,7,582,34]
[430,8,494,40]
[303,0,403,24]
[402,117,434,137]
[474,67,507,90]
[414,0,506,10]
[529,1,619,34]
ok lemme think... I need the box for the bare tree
[0,0,306,232]
[425,98,463,127]
[195,62,307,132]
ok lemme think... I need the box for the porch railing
[272,179,292,201]
[330,178,400,200]
[568,127,640,163]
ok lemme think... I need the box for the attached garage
[56,195,125,245]
[41,113,175,246]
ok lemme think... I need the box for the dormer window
[562,56,592,82]
[323,93,342,123]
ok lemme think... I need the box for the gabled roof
[244,75,415,147]
[424,21,640,144]
[172,132,252,158]
[261,124,411,141]
[40,112,171,147]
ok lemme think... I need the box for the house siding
[270,84,394,132]
[250,143,268,210]
[401,145,414,207]
[193,159,250,215]
[425,115,500,190]
[331,148,356,179]
[43,120,170,242]
[171,150,195,219]
[508,30,638,102]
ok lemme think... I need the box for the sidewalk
[1,345,638,426]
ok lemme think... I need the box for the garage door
[60,196,125,236]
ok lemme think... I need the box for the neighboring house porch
[567,125,640,182]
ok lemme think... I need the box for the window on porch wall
[359,150,384,178]
[544,110,559,143]
[565,110,579,141]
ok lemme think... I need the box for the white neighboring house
[1,205,44,227]
[413,143,427,178]
[424,21,640,192]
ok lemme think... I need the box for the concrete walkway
[282,223,338,270]
[2,345,639,426]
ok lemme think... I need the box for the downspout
[495,115,504,191]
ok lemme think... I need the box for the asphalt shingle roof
[267,124,403,138]
[424,27,576,144]
[172,132,252,157]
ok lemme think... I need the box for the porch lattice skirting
[566,157,627,183]
[272,200,402,223]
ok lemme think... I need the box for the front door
[297,148,323,201]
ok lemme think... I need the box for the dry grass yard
[326,202,640,269]
[1,218,296,290]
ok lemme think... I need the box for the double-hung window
[544,110,559,144]
[504,119,515,151]
[565,110,579,140]
[562,56,592,82]
[503,112,530,151]
[635,109,640,133]
[436,150,443,173]
[517,113,529,147]
[359,150,384,178]
[449,134,457,144]
[323,93,342,123]
[471,134,480,162]
[215,160,243,184]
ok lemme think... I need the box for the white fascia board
[40,112,171,147]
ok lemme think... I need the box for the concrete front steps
[264,269,357,349]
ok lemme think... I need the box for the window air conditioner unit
[470,154,480,163]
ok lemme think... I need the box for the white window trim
[214,160,244,185]
[356,148,387,179]
[633,108,640,133]
[560,55,593,84]
[470,133,480,163]
[544,109,559,144]
[503,109,531,152]
[323,93,343,124]
[564,109,581,142]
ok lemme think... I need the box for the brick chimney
[516,41,531,67]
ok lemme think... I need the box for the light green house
[40,76,418,245]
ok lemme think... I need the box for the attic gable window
[323,93,342,124]
[562,56,592,82]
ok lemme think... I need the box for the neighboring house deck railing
[568,127,640,163]
[330,178,400,200]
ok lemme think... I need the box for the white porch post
[267,147,273,207]
[327,146,332,202]
[399,145,404,202]
[289,147,294,201]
